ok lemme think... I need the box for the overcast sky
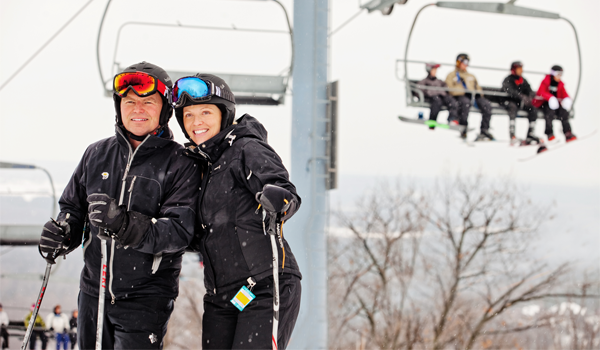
[1,0,598,189]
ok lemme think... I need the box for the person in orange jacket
[532,65,576,142]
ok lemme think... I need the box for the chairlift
[396,1,582,119]
[96,0,293,105]
[0,162,56,245]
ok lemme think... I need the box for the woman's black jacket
[185,114,302,295]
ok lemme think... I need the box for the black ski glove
[39,218,71,255]
[87,193,152,248]
[255,184,299,221]
[87,193,127,234]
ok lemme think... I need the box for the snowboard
[398,116,474,132]
[518,130,597,162]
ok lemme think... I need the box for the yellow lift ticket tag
[231,286,256,311]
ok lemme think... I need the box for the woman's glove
[255,184,299,221]
[548,96,559,110]
[561,97,573,110]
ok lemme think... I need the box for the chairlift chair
[396,1,582,119]
[96,0,293,106]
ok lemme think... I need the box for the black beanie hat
[174,73,236,142]
[113,61,173,127]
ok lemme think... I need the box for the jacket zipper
[108,130,151,304]
[196,152,218,293]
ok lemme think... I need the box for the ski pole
[262,210,280,350]
[95,230,109,350]
[21,246,62,350]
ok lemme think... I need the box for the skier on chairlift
[532,65,577,142]
[417,62,458,129]
[501,61,541,145]
[445,53,495,141]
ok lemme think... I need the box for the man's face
[183,104,222,145]
[459,62,468,71]
[121,92,163,137]
[430,67,438,77]
[73,311,78,318]
[515,67,523,76]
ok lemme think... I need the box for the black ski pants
[541,102,572,136]
[202,274,301,350]
[506,99,538,137]
[454,95,492,131]
[426,95,458,122]
[29,330,47,350]
[78,292,174,350]
[1,326,8,349]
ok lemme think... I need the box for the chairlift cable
[329,8,365,37]
[0,0,94,92]
[96,0,113,91]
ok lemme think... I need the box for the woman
[172,73,302,349]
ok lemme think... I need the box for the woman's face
[183,104,222,145]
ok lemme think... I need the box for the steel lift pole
[286,0,329,348]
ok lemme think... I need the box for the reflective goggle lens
[172,77,210,105]
[114,72,157,96]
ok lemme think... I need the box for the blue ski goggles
[170,76,235,108]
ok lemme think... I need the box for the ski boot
[521,133,541,146]
[537,145,548,153]
[475,129,495,142]
[459,126,467,140]
[565,131,577,142]
[509,133,520,146]
[547,133,556,142]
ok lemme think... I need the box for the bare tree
[328,182,427,349]
[328,174,599,349]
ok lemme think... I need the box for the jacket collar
[115,124,174,154]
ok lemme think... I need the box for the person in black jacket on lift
[38,62,200,349]
[172,73,302,350]
[416,62,458,129]
[501,61,541,145]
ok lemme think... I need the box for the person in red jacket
[532,65,576,142]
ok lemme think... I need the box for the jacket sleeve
[502,76,520,99]
[522,78,534,97]
[57,147,93,254]
[558,83,570,100]
[132,152,200,255]
[234,140,301,220]
[536,78,554,102]
[445,72,463,96]
[416,78,432,98]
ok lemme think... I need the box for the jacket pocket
[236,227,273,273]
[126,175,162,216]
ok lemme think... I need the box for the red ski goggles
[171,76,235,108]
[113,72,168,98]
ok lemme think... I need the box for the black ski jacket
[184,114,302,295]
[58,125,200,301]
[502,74,534,101]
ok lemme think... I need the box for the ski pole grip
[38,245,58,265]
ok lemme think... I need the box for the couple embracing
[39,62,301,350]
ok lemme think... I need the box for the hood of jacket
[186,114,267,163]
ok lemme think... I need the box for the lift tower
[286,0,329,348]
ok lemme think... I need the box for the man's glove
[548,96,559,110]
[561,97,573,111]
[255,184,293,214]
[39,218,70,255]
[87,193,127,234]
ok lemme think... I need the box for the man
[417,62,458,129]
[25,305,47,350]
[38,61,200,349]
[46,305,70,350]
[501,61,541,145]
[0,303,8,350]
[532,65,577,142]
[446,53,495,141]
